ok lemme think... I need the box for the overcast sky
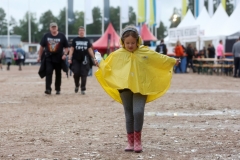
[1,0,181,28]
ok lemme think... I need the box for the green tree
[70,11,84,34]
[87,7,102,35]
[122,6,137,29]
[39,10,58,37]
[56,8,67,34]
[0,8,8,35]
[156,21,167,40]
[109,6,120,32]
[12,12,39,42]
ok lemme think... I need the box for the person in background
[4,46,13,71]
[232,37,240,78]
[95,25,179,153]
[37,22,69,95]
[185,44,195,73]
[207,43,216,58]
[68,26,97,95]
[174,40,184,73]
[0,45,3,70]
[16,46,26,71]
[155,39,167,55]
[217,40,225,59]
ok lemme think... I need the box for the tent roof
[221,3,240,36]
[194,6,211,31]
[177,9,196,28]
[93,23,120,49]
[140,24,157,41]
[204,4,229,37]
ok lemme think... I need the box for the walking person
[185,44,196,73]
[4,46,13,71]
[68,26,97,95]
[155,39,167,55]
[232,37,240,78]
[174,41,184,73]
[37,22,69,95]
[95,25,179,153]
[16,46,26,71]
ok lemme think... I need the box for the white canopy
[203,4,229,37]
[194,6,211,32]
[220,3,240,36]
[177,10,196,28]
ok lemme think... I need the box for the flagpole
[155,26,157,39]
[66,0,68,39]
[102,4,104,35]
[120,3,122,35]
[28,0,31,44]
[7,0,10,47]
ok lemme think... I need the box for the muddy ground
[0,65,240,160]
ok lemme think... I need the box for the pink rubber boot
[125,133,134,151]
[134,131,142,153]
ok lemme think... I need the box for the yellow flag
[222,0,226,10]
[138,0,146,23]
[149,0,156,26]
[182,0,187,17]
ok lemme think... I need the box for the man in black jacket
[155,39,167,55]
[185,44,195,73]
[37,22,69,95]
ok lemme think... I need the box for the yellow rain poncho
[95,45,176,104]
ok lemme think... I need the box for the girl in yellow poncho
[95,25,179,153]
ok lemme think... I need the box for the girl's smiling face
[123,35,138,52]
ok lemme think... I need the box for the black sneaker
[56,91,60,95]
[45,90,51,95]
[75,87,79,93]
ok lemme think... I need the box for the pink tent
[93,23,120,54]
[140,24,157,41]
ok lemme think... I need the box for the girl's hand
[175,59,180,66]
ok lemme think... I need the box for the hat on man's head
[50,22,58,27]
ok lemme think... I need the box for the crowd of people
[0,45,26,71]
[155,38,240,77]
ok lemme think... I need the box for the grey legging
[119,89,147,133]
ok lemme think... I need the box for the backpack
[17,51,23,59]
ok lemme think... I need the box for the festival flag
[148,0,156,26]
[182,0,187,17]
[155,0,161,28]
[84,0,93,24]
[222,0,226,10]
[208,0,214,17]
[138,0,146,23]
[121,0,129,23]
[68,0,74,24]
[199,0,205,14]
[104,0,110,25]
[195,0,199,17]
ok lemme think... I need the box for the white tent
[177,10,196,28]
[221,3,240,36]
[203,4,229,37]
[194,6,211,33]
